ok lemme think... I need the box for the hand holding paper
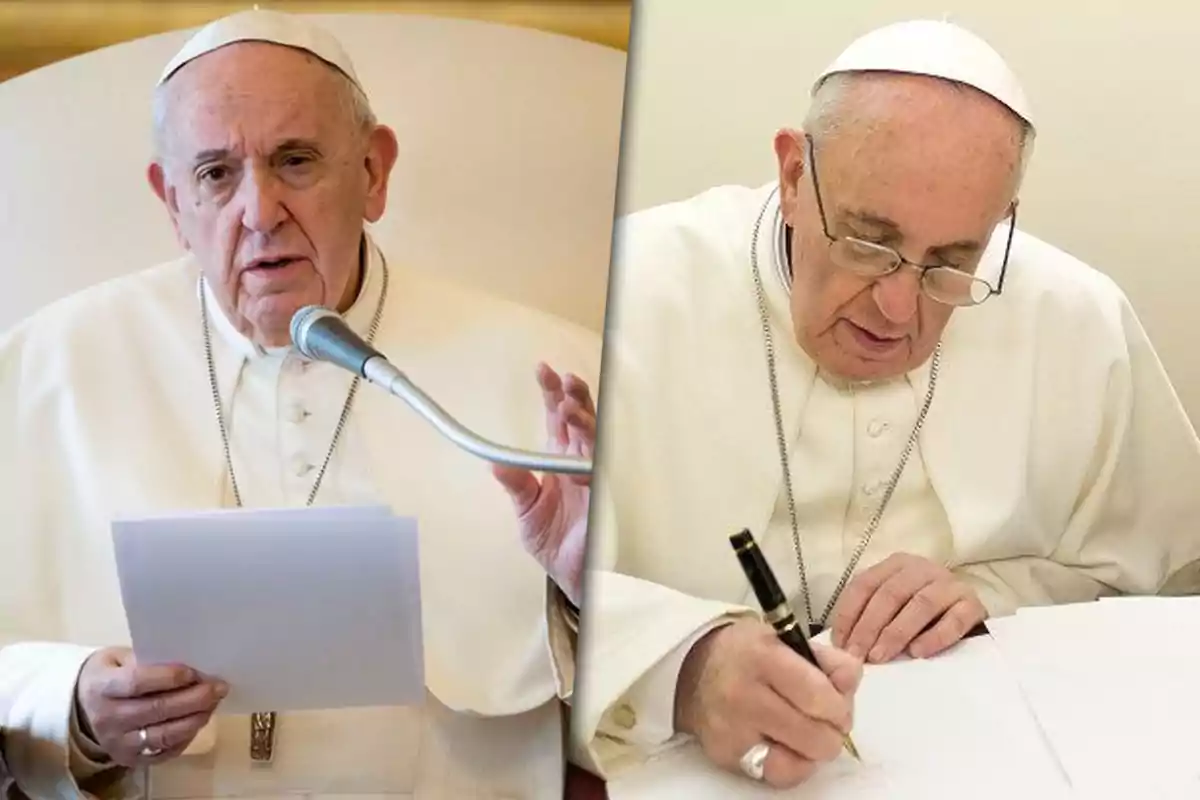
[74,647,227,766]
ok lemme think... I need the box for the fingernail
[847,643,864,659]
[215,681,230,697]
[868,646,885,663]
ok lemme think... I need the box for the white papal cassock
[572,182,1200,779]
[0,233,598,799]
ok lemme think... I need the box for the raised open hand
[493,362,595,605]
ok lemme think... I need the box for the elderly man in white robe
[569,19,1200,793]
[0,10,600,800]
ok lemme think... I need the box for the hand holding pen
[669,535,863,790]
[730,529,862,762]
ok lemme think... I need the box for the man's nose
[872,266,922,324]
[238,167,288,234]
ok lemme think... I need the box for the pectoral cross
[249,711,276,762]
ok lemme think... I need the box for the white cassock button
[867,419,889,438]
[286,404,309,424]
[291,456,315,477]
[612,703,637,730]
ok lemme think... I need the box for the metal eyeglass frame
[803,133,1016,307]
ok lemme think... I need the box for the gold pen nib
[843,734,861,761]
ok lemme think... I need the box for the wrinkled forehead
[813,78,1022,221]
[157,42,347,158]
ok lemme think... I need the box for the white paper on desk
[988,598,1200,799]
[111,506,425,714]
[606,634,1075,800]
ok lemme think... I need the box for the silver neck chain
[198,252,389,509]
[748,190,941,629]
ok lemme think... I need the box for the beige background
[619,0,1200,419]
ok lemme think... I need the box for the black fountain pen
[729,528,861,761]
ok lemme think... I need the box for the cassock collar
[199,231,386,361]
[750,184,800,338]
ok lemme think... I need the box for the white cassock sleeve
[545,578,579,704]
[0,641,122,798]
[0,328,127,798]
[566,474,759,778]
[560,201,771,778]
[953,291,1200,616]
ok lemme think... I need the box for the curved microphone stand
[290,305,592,476]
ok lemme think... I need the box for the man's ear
[147,161,189,249]
[363,125,399,224]
[772,128,807,226]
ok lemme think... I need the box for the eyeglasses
[803,134,1015,308]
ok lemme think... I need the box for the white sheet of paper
[111,505,425,714]
[606,634,1074,800]
[988,598,1200,800]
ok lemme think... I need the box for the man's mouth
[855,325,899,343]
[246,256,304,271]
[846,321,906,354]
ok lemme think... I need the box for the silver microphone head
[290,305,339,359]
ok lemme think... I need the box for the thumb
[99,646,134,669]
[812,641,864,698]
[491,464,542,516]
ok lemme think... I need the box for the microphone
[290,306,592,476]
